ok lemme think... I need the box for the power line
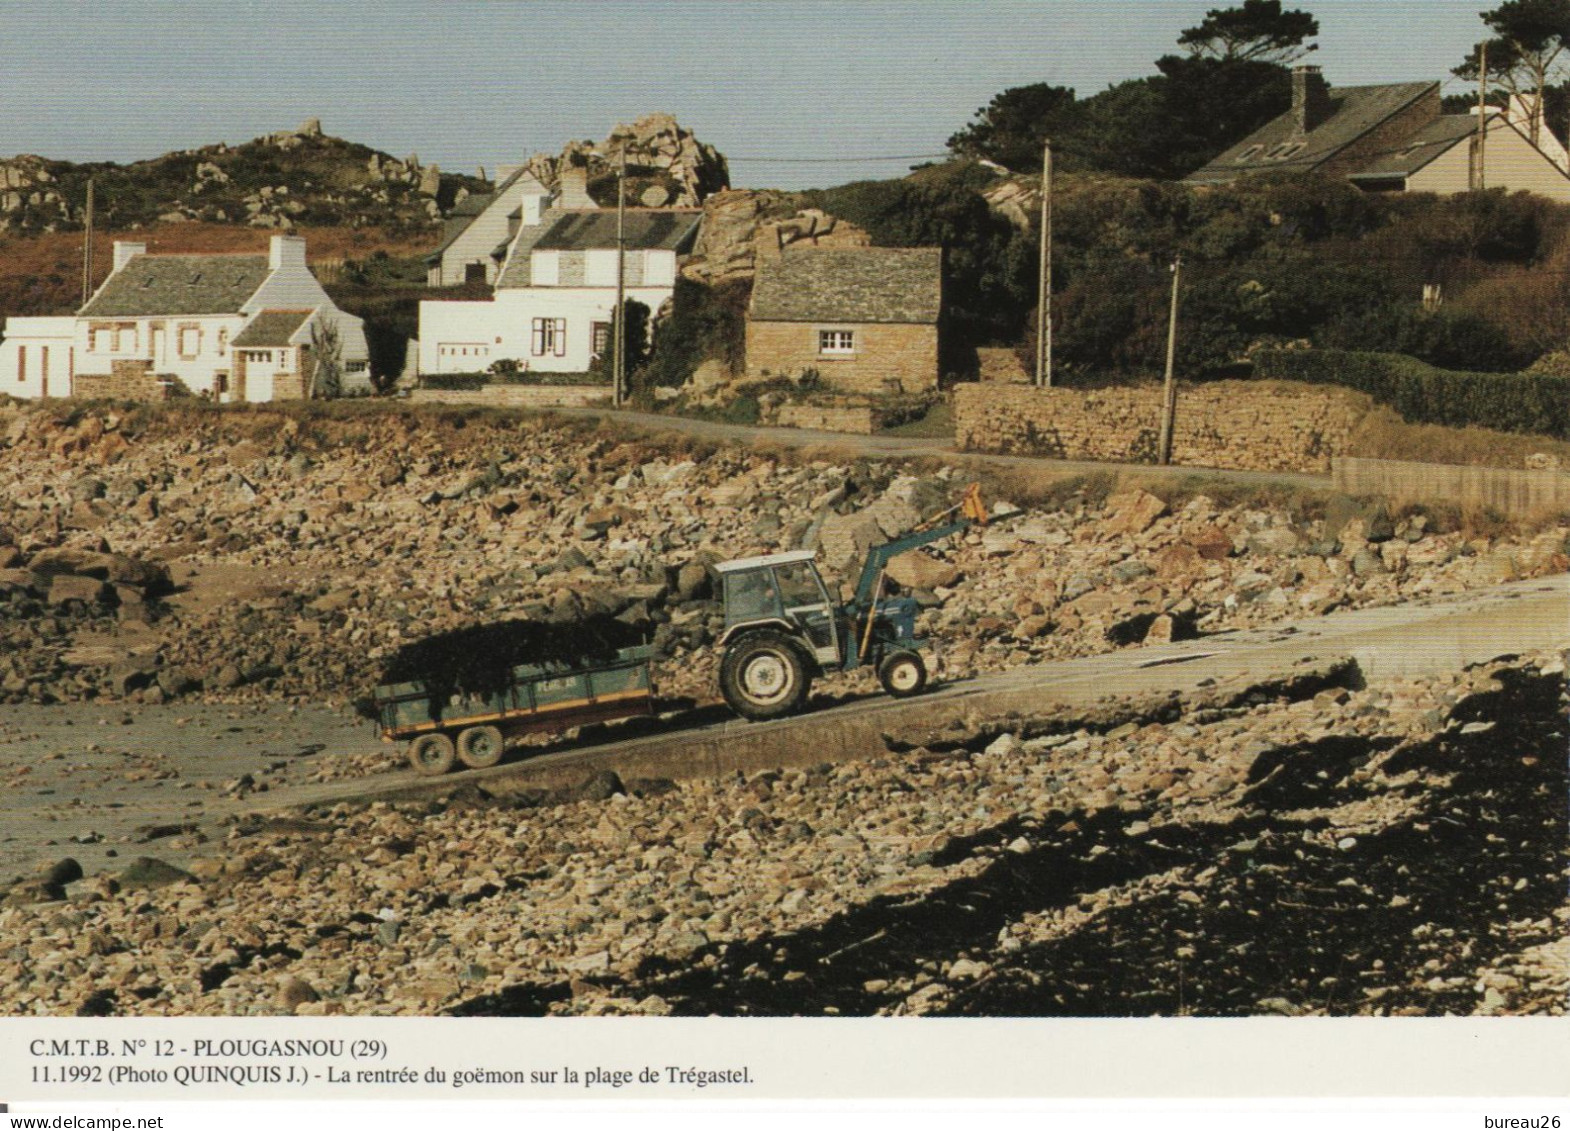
[720,152,952,164]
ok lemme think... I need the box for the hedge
[1253,349,1570,441]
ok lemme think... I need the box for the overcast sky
[0,1,1499,189]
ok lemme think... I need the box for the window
[1266,142,1304,161]
[591,321,611,359]
[217,329,228,357]
[1237,144,1264,163]
[178,325,201,359]
[531,317,566,357]
[818,328,855,355]
[88,322,136,353]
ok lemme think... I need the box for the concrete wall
[746,321,938,394]
[955,381,1368,473]
[1333,456,1570,517]
[1410,120,1570,203]
[0,316,76,398]
[408,384,611,409]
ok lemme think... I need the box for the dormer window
[1237,144,1265,163]
[1267,142,1305,161]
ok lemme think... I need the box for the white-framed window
[178,325,201,359]
[818,328,855,356]
[89,322,137,353]
[532,317,566,357]
[217,328,229,357]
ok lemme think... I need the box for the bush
[420,372,487,390]
[1254,349,1570,439]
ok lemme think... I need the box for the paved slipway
[2,574,1562,885]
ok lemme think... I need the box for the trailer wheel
[720,630,810,721]
[407,732,456,776]
[878,650,928,698]
[456,724,505,769]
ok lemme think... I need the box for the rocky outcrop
[682,189,870,285]
[520,113,729,209]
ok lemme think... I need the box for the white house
[0,234,371,402]
[419,197,702,376]
[424,166,550,286]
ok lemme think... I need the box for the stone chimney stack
[558,159,594,209]
[112,241,146,273]
[269,234,307,272]
[1293,65,1332,134]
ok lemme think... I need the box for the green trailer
[372,644,656,775]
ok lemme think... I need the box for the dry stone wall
[956,381,1370,473]
[72,361,176,402]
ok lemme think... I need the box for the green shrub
[421,372,487,390]
[1254,349,1570,439]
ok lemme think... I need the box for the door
[247,354,274,403]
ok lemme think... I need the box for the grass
[1347,405,1570,469]
[878,401,954,439]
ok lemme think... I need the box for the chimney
[559,160,594,209]
[520,191,552,226]
[269,234,307,272]
[1292,65,1331,134]
[112,241,146,273]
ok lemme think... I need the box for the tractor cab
[716,549,842,669]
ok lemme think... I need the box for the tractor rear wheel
[408,732,456,776]
[878,650,928,698]
[456,724,505,769]
[720,630,810,720]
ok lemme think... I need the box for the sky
[0,1,1505,190]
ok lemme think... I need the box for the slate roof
[532,209,702,252]
[494,208,702,289]
[749,247,943,324]
[1186,81,1436,184]
[80,254,271,317]
[232,309,314,348]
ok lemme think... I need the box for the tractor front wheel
[878,650,928,698]
[720,631,810,721]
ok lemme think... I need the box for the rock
[885,550,959,591]
[1189,525,1233,561]
[1350,548,1386,577]
[277,976,320,1014]
[118,857,196,889]
[1104,490,1167,536]
[48,574,108,606]
[41,857,83,886]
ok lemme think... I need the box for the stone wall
[774,404,879,434]
[746,321,938,394]
[408,384,611,409]
[72,360,175,402]
[955,381,1369,473]
[1334,456,1570,517]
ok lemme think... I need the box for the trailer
[372,644,656,775]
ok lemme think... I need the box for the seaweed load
[374,615,649,703]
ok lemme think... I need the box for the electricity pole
[1475,40,1489,191]
[1157,255,1182,466]
[1036,139,1052,387]
[612,147,627,408]
[81,178,94,307]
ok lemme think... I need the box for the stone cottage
[745,246,942,393]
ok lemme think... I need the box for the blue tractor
[713,484,997,720]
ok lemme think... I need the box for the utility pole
[1475,40,1489,191]
[81,178,94,307]
[612,146,627,408]
[1157,255,1182,467]
[1036,139,1052,387]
